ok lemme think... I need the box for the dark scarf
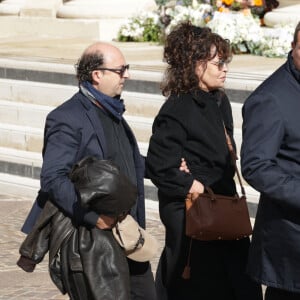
[288,50,300,83]
[80,81,125,121]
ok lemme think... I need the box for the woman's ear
[195,61,204,77]
[195,61,205,83]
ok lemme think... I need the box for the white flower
[207,12,263,47]
[165,4,213,34]
[253,25,294,57]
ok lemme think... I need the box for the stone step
[0,141,148,180]
[0,122,43,152]
[0,112,155,151]
[0,123,243,174]
[0,172,40,198]
[0,96,243,148]
[0,141,148,174]
[0,56,277,106]
[0,171,259,218]
[0,78,164,118]
[0,76,244,126]
[0,99,51,128]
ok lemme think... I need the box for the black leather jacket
[17,157,139,299]
[17,200,130,300]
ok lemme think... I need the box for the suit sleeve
[40,109,99,226]
[241,92,300,211]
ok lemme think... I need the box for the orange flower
[253,0,263,6]
[222,0,234,6]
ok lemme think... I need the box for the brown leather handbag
[182,128,253,279]
[185,128,252,241]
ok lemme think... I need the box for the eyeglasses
[209,60,229,70]
[95,64,130,77]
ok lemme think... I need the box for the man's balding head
[75,42,125,84]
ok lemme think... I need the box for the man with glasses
[21,42,156,299]
[241,22,300,299]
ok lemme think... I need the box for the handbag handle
[223,125,246,198]
[204,186,239,201]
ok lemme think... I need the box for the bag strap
[223,126,246,198]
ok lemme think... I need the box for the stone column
[57,0,157,19]
[0,0,26,15]
[20,0,62,17]
[278,0,300,7]
[56,0,157,41]
[264,0,300,27]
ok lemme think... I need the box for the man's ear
[92,70,102,82]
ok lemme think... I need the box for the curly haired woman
[146,22,263,300]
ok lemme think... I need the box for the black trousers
[265,286,300,300]
[155,238,263,300]
[128,259,157,300]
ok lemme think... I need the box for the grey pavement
[0,194,164,300]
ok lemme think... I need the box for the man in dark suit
[241,22,300,300]
[21,42,156,300]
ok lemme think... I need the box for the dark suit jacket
[241,52,300,292]
[22,91,146,233]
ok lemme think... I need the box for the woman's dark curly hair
[75,50,104,84]
[161,21,232,96]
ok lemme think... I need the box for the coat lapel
[78,94,108,158]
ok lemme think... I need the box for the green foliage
[155,0,168,6]
[117,13,163,43]
[142,18,163,42]
[179,0,193,6]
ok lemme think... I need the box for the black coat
[241,52,300,292]
[146,89,237,199]
[146,90,261,299]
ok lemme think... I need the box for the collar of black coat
[192,88,225,108]
[288,50,300,83]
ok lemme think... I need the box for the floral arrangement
[216,0,264,13]
[207,11,263,53]
[207,12,294,57]
[164,3,213,35]
[116,1,293,58]
[248,25,294,57]
[117,12,163,42]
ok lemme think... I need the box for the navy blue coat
[241,53,300,292]
[22,91,146,233]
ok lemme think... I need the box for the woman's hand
[189,179,204,195]
[180,158,204,196]
[180,158,190,173]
